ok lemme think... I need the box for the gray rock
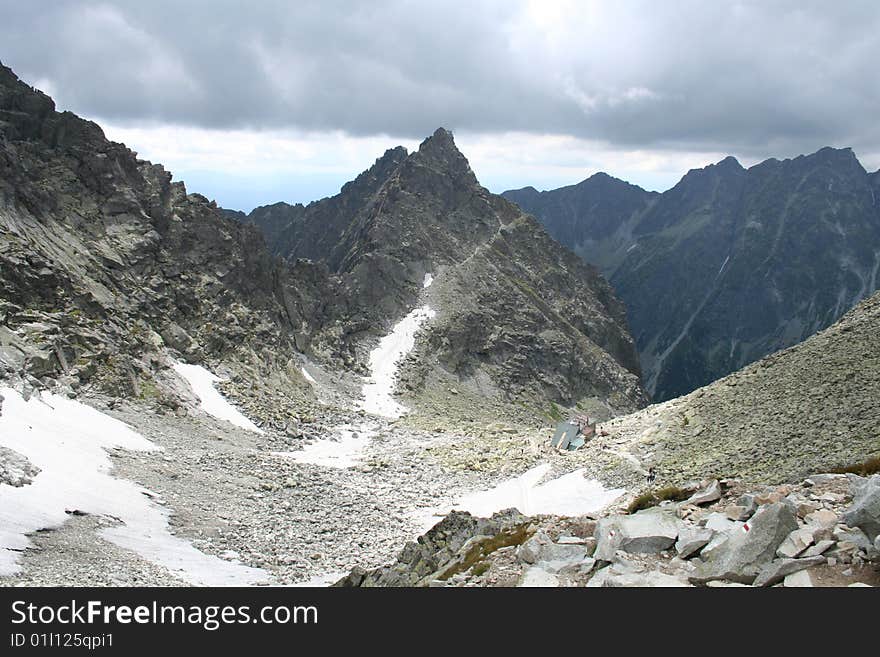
[841,475,880,542]
[725,505,753,522]
[556,535,586,545]
[587,564,691,587]
[675,526,714,559]
[801,539,836,558]
[690,503,799,584]
[703,512,739,533]
[594,507,683,561]
[776,528,815,558]
[833,526,873,552]
[783,570,815,587]
[752,556,825,587]
[518,566,559,587]
[685,479,722,506]
[736,493,758,517]
[536,543,588,573]
[516,531,551,564]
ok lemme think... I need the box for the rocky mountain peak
[409,127,478,187]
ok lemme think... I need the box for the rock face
[0,62,645,419]
[505,150,880,401]
[243,128,648,415]
[0,62,340,401]
[334,509,530,587]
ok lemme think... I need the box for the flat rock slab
[783,570,815,587]
[518,566,559,587]
[675,526,714,559]
[685,480,722,506]
[594,507,683,561]
[753,556,825,587]
[588,564,691,588]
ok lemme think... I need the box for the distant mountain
[504,148,880,401]
[242,129,648,416]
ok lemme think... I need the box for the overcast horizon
[2,1,878,212]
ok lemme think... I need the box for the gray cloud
[1,0,879,161]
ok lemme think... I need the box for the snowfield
[0,387,268,584]
[172,362,264,434]
[273,422,379,468]
[415,463,625,533]
[360,273,437,418]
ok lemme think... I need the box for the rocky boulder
[594,507,683,561]
[841,475,880,542]
[690,503,799,584]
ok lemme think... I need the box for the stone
[833,526,873,552]
[783,570,815,587]
[675,526,714,559]
[587,563,691,588]
[518,566,559,587]
[685,480,722,506]
[556,535,586,545]
[725,505,753,522]
[752,556,825,587]
[805,509,838,529]
[841,475,880,542]
[795,500,819,518]
[516,531,551,564]
[703,512,739,533]
[536,543,588,573]
[593,507,683,561]
[690,503,799,584]
[801,539,836,558]
[776,528,815,558]
[737,494,758,517]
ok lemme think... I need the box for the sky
[2,1,878,212]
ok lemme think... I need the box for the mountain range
[0,62,645,422]
[504,148,880,401]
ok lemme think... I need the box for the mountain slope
[244,129,648,416]
[0,62,337,405]
[607,289,880,485]
[504,148,880,401]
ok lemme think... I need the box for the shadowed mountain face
[505,148,880,401]
[241,129,648,414]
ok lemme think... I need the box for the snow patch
[360,306,436,418]
[0,388,268,585]
[300,366,317,385]
[626,243,638,253]
[415,463,625,533]
[423,273,434,288]
[273,423,378,469]
[172,362,263,434]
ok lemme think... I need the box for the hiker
[647,467,656,484]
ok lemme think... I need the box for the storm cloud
[2,1,879,157]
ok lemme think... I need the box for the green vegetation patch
[436,523,534,582]
[626,485,691,514]
[830,455,880,477]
